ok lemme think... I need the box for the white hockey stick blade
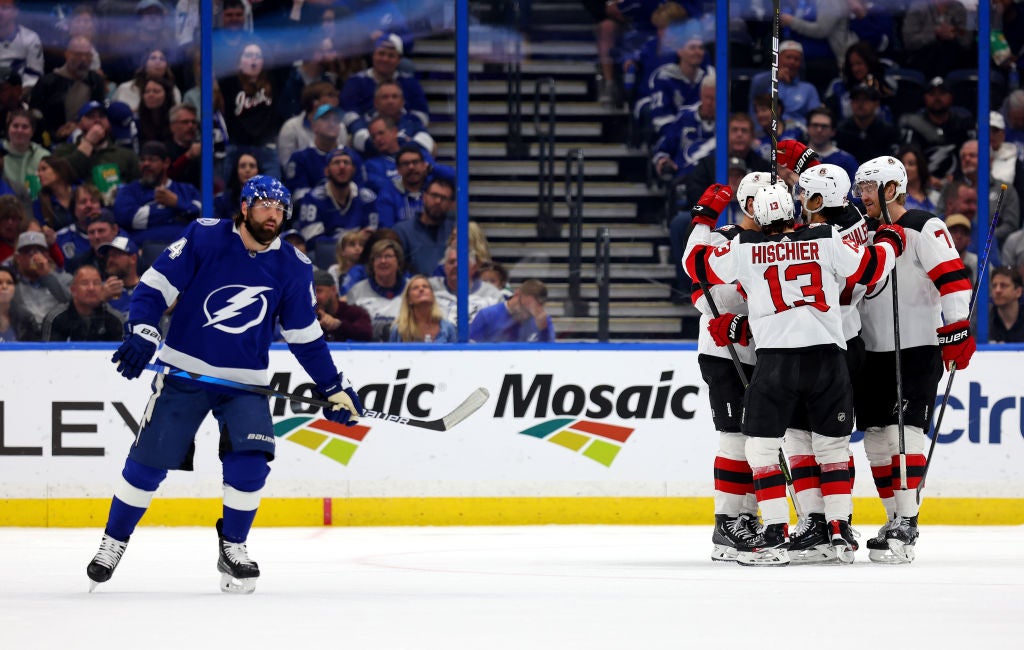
[362,387,490,431]
[441,387,490,430]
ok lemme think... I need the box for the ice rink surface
[2,525,1021,649]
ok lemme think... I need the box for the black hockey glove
[112,322,161,380]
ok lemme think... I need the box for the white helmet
[736,171,773,218]
[798,163,850,213]
[853,155,908,201]
[753,182,795,227]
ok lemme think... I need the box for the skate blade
[790,545,836,565]
[219,572,258,594]
[832,545,856,564]
[736,548,790,567]
[885,539,916,563]
[711,544,738,562]
[868,547,912,564]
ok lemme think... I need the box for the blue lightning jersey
[130,218,339,387]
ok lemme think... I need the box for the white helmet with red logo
[736,171,773,218]
[752,181,795,227]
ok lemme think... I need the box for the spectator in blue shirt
[469,279,556,343]
[392,177,456,276]
[113,140,201,247]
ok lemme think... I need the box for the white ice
[2,525,1022,649]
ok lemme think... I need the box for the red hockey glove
[777,140,820,174]
[708,313,751,347]
[936,320,975,371]
[873,224,906,257]
[690,183,733,228]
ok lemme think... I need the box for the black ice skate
[788,513,835,564]
[883,515,919,564]
[867,518,903,564]
[828,519,860,564]
[87,533,129,592]
[736,522,790,567]
[216,518,260,594]
[711,513,759,562]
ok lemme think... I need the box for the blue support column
[200,0,213,217]
[456,0,470,341]
[714,1,729,188]
[978,1,992,342]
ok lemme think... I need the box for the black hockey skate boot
[828,519,860,564]
[87,533,129,591]
[216,518,260,594]
[711,513,758,562]
[788,513,834,564]
[883,515,919,564]
[867,518,901,564]
[736,522,790,567]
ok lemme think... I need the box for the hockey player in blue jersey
[86,175,364,594]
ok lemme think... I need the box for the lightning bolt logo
[203,285,273,334]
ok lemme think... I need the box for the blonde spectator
[389,274,457,343]
[329,229,368,294]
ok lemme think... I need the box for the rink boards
[1,345,1022,526]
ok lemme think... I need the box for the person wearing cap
[987,110,1024,204]
[220,40,283,180]
[293,146,378,252]
[313,269,372,342]
[955,139,1021,248]
[647,20,715,136]
[277,81,348,169]
[339,33,429,133]
[9,229,71,340]
[51,100,141,198]
[942,213,980,286]
[29,35,106,144]
[349,81,435,157]
[469,279,554,343]
[897,76,975,182]
[102,0,178,84]
[376,144,455,229]
[835,82,901,163]
[748,40,821,123]
[902,0,971,81]
[40,264,123,342]
[52,182,104,261]
[284,103,357,202]
[652,75,715,179]
[113,140,202,248]
[99,235,141,319]
[65,210,120,276]
[0,0,42,92]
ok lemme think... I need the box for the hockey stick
[917,184,1007,501]
[769,0,780,185]
[876,182,908,493]
[144,363,490,432]
[694,249,802,519]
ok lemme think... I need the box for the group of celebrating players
[683,140,976,567]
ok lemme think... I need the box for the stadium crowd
[0,1,1022,343]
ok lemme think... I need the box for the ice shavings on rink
[2,525,1021,649]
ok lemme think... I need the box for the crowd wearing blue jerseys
[0,0,558,343]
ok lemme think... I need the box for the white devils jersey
[687,223,899,351]
[683,224,756,364]
[859,210,971,352]
[829,205,870,340]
